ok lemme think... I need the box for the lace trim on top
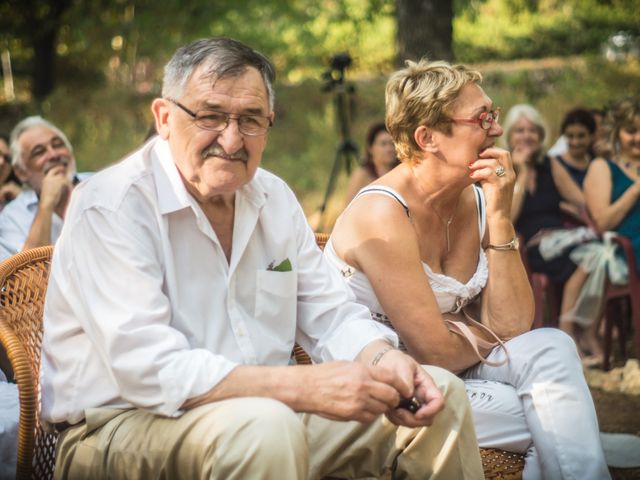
[422,256,487,313]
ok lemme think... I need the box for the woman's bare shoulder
[586,157,611,178]
[333,183,417,262]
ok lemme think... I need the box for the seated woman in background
[325,59,608,479]
[585,98,640,279]
[549,107,597,221]
[549,107,613,160]
[344,122,398,204]
[506,105,601,358]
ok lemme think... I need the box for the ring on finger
[495,165,506,177]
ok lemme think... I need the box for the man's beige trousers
[54,366,483,479]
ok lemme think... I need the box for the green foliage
[40,84,154,172]
[1,0,396,99]
[454,0,640,62]
[2,0,640,217]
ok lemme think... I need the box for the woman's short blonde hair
[500,104,548,149]
[607,97,640,155]
[385,59,482,163]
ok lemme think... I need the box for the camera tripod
[315,54,358,233]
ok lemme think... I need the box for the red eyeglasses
[449,108,501,130]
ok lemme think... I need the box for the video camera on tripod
[316,52,359,232]
[321,53,353,92]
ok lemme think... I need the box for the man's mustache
[201,143,249,163]
[43,157,70,175]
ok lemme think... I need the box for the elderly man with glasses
[0,117,89,260]
[41,37,483,479]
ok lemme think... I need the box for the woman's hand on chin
[469,146,515,220]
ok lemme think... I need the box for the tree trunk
[32,29,57,100]
[395,0,453,66]
[28,0,71,100]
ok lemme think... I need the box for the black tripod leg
[316,145,347,233]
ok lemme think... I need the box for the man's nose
[216,118,244,154]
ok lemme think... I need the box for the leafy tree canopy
[0,0,637,102]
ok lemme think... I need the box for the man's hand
[305,361,402,423]
[181,348,444,428]
[374,349,445,428]
[39,165,72,213]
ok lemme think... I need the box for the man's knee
[198,398,308,472]
[225,397,305,444]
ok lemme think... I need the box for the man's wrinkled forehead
[187,66,269,105]
[183,61,272,109]
[198,64,264,89]
[20,126,58,149]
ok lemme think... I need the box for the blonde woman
[325,59,609,479]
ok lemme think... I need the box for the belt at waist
[53,420,83,433]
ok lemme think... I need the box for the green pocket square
[268,258,292,272]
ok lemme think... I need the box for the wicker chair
[0,246,56,480]
[296,233,526,479]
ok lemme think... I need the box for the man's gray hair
[162,37,276,111]
[10,116,73,169]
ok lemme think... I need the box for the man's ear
[268,111,275,134]
[414,125,439,153]
[13,164,29,184]
[151,98,171,140]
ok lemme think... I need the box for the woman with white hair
[505,105,601,360]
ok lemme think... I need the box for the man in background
[0,116,88,260]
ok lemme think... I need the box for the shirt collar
[21,188,39,208]
[150,138,267,216]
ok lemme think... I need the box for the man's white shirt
[41,138,397,425]
[0,173,92,261]
[0,189,64,261]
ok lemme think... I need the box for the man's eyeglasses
[449,108,501,131]
[167,99,273,136]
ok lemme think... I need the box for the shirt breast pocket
[255,270,298,324]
